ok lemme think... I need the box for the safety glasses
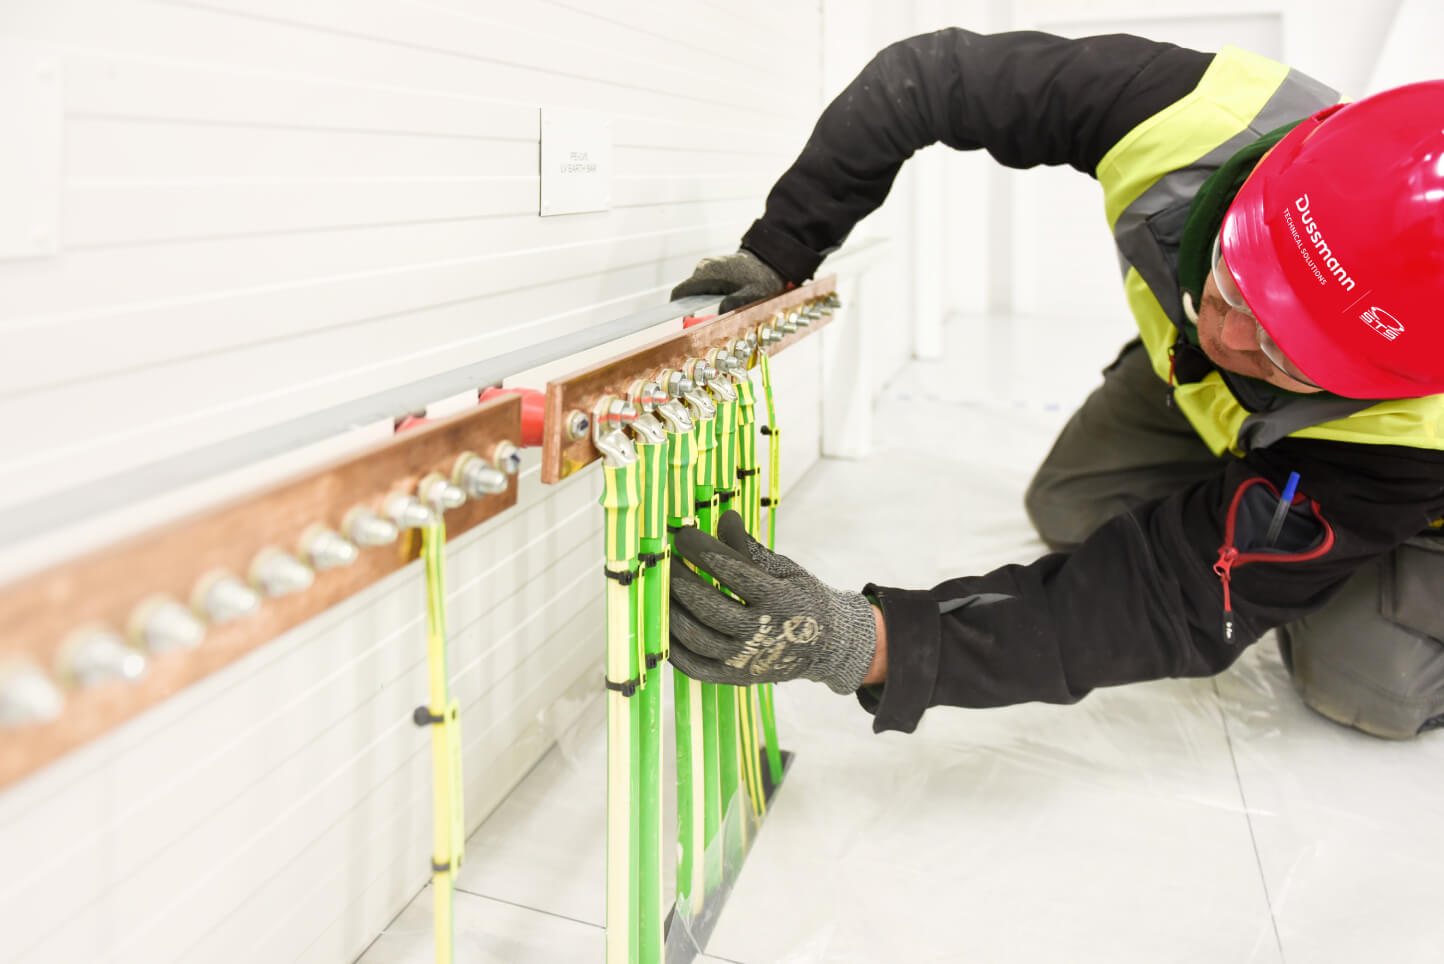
[1211,232,1322,389]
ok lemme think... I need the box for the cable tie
[645,653,663,669]
[760,497,782,508]
[760,425,779,436]
[606,676,640,697]
[736,468,760,478]
[716,489,735,504]
[603,566,638,586]
[638,552,666,568]
[431,859,452,873]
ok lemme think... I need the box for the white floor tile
[357,886,602,964]
[1215,642,1444,964]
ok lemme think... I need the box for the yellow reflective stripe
[1293,398,1444,449]
[1129,268,1444,453]
[1099,46,1289,230]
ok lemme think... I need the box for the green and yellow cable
[756,327,784,786]
[627,381,670,964]
[685,358,725,898]
[417,522,463,964]
[703,352,746,863]
[597,400,642,964]
[659,369,706,918]
[730,345,768,817]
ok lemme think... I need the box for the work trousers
[1024,340,1444,739]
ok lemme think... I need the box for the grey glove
[669,510,876,694]
[670,249,786,314]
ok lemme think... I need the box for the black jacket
[737,29,1444,732]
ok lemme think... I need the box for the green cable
[710,389,744,866]
[663,409,706,918]
[691,399,724,897]
[633,419,668,964]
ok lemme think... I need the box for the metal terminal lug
[779,310,799,334]
[454,452,508,497]
[757,324,777,348]
[565,410,592,441]
[419,473,467,512]
[683,386,716,421]
[250,548,316,598]
[793,306,811,328]
[802,301,824,320]
[655,397,694,435]
[630,411,667,446]
[0,662,64,727]
[343,507,399,547]
[703,356,738,402]
[299,525,359,570]
[592,395,639,467]
[192,572,262,625]
[823,292,841,310]
[386,494,437,529]
[131,597,206,653]
[58,627,147,687]
[490,440,521,476]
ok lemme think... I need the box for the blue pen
[1266,471,1301,546]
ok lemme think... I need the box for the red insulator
[682,314,716,329]
[480,386,546,447]
[394,414,428,433]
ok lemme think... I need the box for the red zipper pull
[1213,546,1239,641]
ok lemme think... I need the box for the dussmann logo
[1359,306,1405,342]
[1294,194,1356,291]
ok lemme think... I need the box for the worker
[666,29,1444,740]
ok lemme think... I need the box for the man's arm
[742,29,1213,283]
[859,442,1444,733]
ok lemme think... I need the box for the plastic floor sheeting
[357,314,1444,963]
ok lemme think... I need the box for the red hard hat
[1221,81,1444,399]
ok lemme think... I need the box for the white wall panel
[0,1,830,962]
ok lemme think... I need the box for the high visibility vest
[1098,46,1444,456]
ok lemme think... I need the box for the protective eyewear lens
[1210,232,1322,389]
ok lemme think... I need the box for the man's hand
[669,511,877,694]
[670,250,786,314]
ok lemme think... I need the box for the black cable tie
[604,566,638,586]
[716,489,735,504]
[760,425,777,436]
[431,859,452,874]
[760,497,781,508]
[606,676,640,697]
[638,552,666,567]
[736,468,760,478]
[695,499,714,510]
[645,652,663,669]
[412,706,445,727]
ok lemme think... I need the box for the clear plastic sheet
[695,637,1444,964]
